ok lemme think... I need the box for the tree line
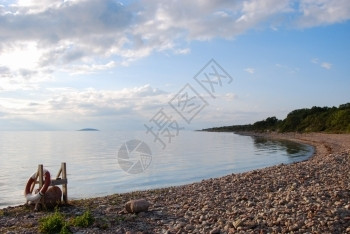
[202,103,350,133]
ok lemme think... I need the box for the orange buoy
[24,169,51,202]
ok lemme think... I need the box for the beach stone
[210,227,220,234]
[175,221,186,229]
[233,218,243,229]
[247,201,255,207]
[185,224,195,231]
[44,186,62,208]
[137,211,146,217]
[115,228,125,234]
[125,199,150,214]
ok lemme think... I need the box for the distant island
[78,128,99,131]
[202,102,350,134]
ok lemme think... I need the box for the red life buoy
[24,169,51,202]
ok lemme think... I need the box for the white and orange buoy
[24,169,51,202]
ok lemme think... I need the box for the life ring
[24,169,51,202]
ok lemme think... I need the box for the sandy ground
[1,132,349,233]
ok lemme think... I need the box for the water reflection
[252,136,314,159]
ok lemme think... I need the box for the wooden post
[61,162,68,203]
[56,167,62,179]
[36,164,44,211]
[38,164,43,189]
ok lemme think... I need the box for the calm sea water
[0,131,313,208]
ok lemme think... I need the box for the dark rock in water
[78,128,99,131]
[125,199,150,213]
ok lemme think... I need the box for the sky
[0,0,349,131]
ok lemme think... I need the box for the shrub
[39,209,65,233]
[72,210,94,228]
[60,223,71,234]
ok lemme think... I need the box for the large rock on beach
[125,199,150,213]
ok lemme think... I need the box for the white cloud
[0,83,244,130]
[224,92,238,101]
[311,58,319,64]
[321,62,332,70]
[244,67,255,74]
[270,25,279,31]
[0,0,348,90]
[47,84,169,114]
[0,0,134,82]
[0,84,171,129]
[174,48,191,55]
[311,58,332,70]
[0,42,42,70]
[275,63,299,74]
[64,61,116,75]
[297,0,350,27]
[237,0,292,27]
[0,66,52,91]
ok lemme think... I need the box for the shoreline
[1,132,349,233]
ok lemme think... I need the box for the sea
[0,130,314,209]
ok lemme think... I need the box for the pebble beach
[1,133,349,233]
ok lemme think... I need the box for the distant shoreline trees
[202,103,350,133]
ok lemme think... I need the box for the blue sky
[0,0,349,131]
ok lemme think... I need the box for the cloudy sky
[0,0,349,131]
